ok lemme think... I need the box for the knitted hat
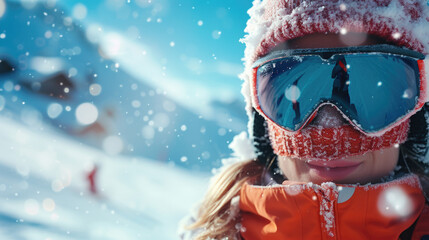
[238,0,429,160]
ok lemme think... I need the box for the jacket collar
[239,174,425,240]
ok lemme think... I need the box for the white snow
[30,57,64,75]
[228,131,257,162]
[0,115,209,239]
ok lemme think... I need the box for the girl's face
[276,33,400,185]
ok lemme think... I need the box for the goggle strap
[422,59,429,103]
[253,44,425,69]
[251,67,261,112]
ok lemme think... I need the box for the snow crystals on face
[309,105,347,128]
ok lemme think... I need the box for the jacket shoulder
[412,204,429,240]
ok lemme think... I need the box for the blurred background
[0,0,251,239]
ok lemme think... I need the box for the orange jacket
[239,175,428,240]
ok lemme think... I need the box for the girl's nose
[307,105,349,128]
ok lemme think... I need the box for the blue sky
[60,0,253,101]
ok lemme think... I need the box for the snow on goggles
[251,45,426,135]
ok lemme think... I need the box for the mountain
[0,1,247,171]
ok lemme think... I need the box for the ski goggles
[251,45,426,135]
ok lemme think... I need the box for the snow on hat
[230,0,429,160]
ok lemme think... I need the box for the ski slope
[0,115,209,239]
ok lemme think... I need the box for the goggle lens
[256,53,421,133]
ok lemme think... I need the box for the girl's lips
[306,160,363,180]
[306,159,362,168]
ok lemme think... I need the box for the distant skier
[331,56,357,116]
[331,55,350,105]
[87,165,98,195]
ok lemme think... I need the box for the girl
[182,0,429,239]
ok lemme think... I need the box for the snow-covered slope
[0,1,245,171]
[0,114,209,239]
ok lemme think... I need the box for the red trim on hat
[252,0,426,63]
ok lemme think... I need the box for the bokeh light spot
[72,3,87,20]
[75,103,98,125]
[89,84,102,96]
[47,103,63,119]
[102,135,124,155]
[25,199,39,215]
[378,186,413,218]
[43,198,56,212]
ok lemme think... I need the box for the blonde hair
[187,160,264,240]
